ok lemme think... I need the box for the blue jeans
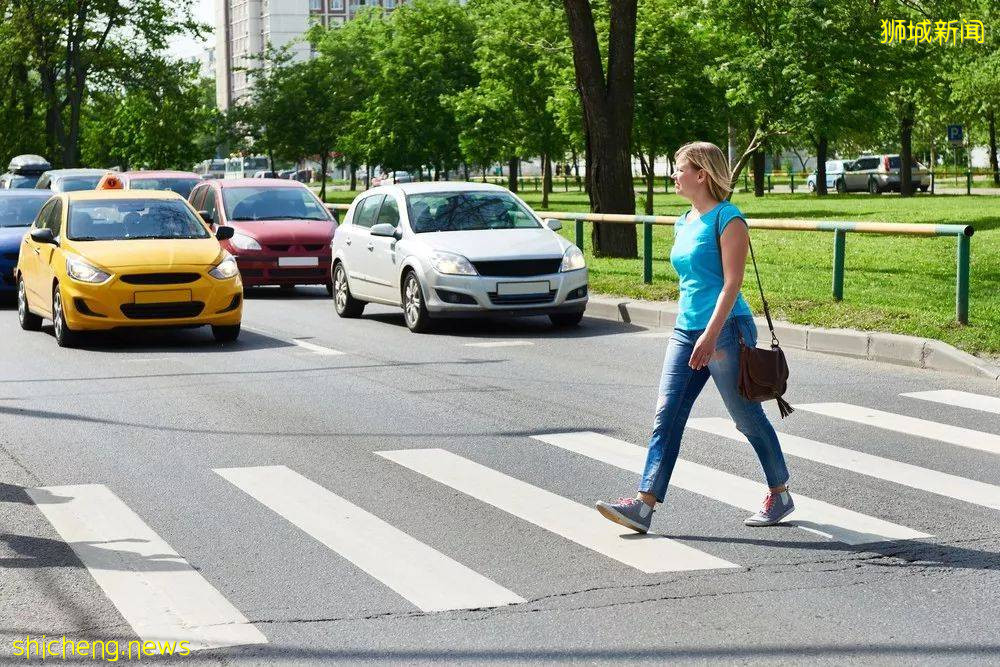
[639,315,790,502]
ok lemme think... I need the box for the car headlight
[65,254,111,283]
[430,251,477,276]
[209,253,240,280]
[230,232,261,251]
[560,245,585,272]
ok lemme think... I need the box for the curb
[585,295,1000,384]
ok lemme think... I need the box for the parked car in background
[35,168,108,193]
[869,154,931,193]
[15,188,241,347]
[1,155,53,189]
[807,160,850,193]
[252,170,279,179]
[331,182,588,333]
[0,190,52,295]
[277,170,296,180]
[371,171,415,187]
[188,178,336,293]
[111,170,202,199]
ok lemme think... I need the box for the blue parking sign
[948,125,964,145]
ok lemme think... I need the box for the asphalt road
[1,287,998,665]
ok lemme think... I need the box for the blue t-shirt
[669,201,753,330]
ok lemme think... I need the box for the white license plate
[278,256,319,267]
[496,281,550,296]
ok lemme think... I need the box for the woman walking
[596,141,793,534]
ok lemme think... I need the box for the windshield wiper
[69,236,99,241]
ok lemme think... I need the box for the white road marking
[688,418,1000,511]
[901,390,1000,416]
[377,448,738,573]
[27,484,267,651]
[291,338,344,356]
[532,432,930,545]
[797,402,1000,456]
[215,466,524,612]
[463,341,535,348]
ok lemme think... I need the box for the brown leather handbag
[715,208,793,418]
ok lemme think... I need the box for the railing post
[643,221,653,284]
[790,171,795,193]
[966,170,972,195]
[957,234,970,324]
[930,170,935,195]
[564,174,568,192]
[832,230,846,300]
[575,220,584,253]
[767,174,772,192]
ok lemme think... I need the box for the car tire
[402,271,432,333]
[868,178,881,195]
[325,281,334,297]
[212,324,241,342]
[550,311,584,328]
[333,262,365,318]
[920,185,929,193]
[835,179,846,194]
[17,278,42,331]
[52,286,79,348]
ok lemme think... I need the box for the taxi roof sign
[96,173,124,190]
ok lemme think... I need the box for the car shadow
[243,285,331,300]
[361,310,646,339]
[38,324,294,353]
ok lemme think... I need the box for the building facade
[215,0,409,110]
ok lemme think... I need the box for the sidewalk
[584,294,1000,384]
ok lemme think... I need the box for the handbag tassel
[776,396,794,419]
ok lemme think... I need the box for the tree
[563,0,638,257]
[950,0,1000,184]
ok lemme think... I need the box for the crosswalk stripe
[797,402,1000,456]
[463,341,534,348]
[291,338,344,355]
[214,465,524,612]
[687,418,1000,511]
[377,448,738,573]
[901,390,1000,416]
[531,432,930,545]
[27,484,267,651]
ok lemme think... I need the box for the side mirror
[198,210,213,225]
[215,226,235,241]
[30,228,57,245]
[370,223,398,238]
[544,218,563,232]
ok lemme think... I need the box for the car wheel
[920,185,929,193]
[550,311,584,328]
[835,179,846,194]
[52,286,79,348]
[808,181,816,192]
[212,324,241,342]
[17,278,42,331]
[402,271,432,333]
[868,178,881,195]
[333,262,365,318]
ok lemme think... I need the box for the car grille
[488,290,558,306]
[120,302,205,320]
[473,258,562,277]
[120,273,201,285]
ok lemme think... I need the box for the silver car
[330,182,588,332]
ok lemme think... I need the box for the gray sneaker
[596,497,654,534]
[744,489,795,526]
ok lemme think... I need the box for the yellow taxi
[15,185,243,347]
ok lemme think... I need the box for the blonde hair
[674,141,733,202]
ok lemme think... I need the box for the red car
[188,179,336,292]
[118,170,203,199]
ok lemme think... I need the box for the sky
[167,0,215,62]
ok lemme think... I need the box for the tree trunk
[645,151,655,214]
[563,0,638,258]
[752,148,765,197]
[540,153,550,208]
[899,101,915,197]
[481,167,487,183]
[507,156,519,192]
[320,150,329,202]
[816,135,828,196]
[365,164,371,189]
[350,162,357,190]
[989,108,999,186]
[463,163,469,180]
[268,150,275,174]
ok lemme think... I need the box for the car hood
[225,220,335,244]
[0,226,29,250]
[71,239,223,269]
[413,229,570,261]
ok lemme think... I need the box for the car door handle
[367,243,375,251]
[345,238,352,245]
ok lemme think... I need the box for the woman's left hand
[689,331,719,370]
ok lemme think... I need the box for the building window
[384,0,395,7]
[329,0,344,9]
[310,0,322,9]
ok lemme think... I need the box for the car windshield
[130,178,200,199]
[67,199,210,241]
[222,186,330,221]
[0,196,49,227]
[825,161,843,173]
[406,191,540,233]
[53,175,103,192]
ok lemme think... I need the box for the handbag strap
[710,203,779,347]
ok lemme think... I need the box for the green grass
[325,189,1000,358]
